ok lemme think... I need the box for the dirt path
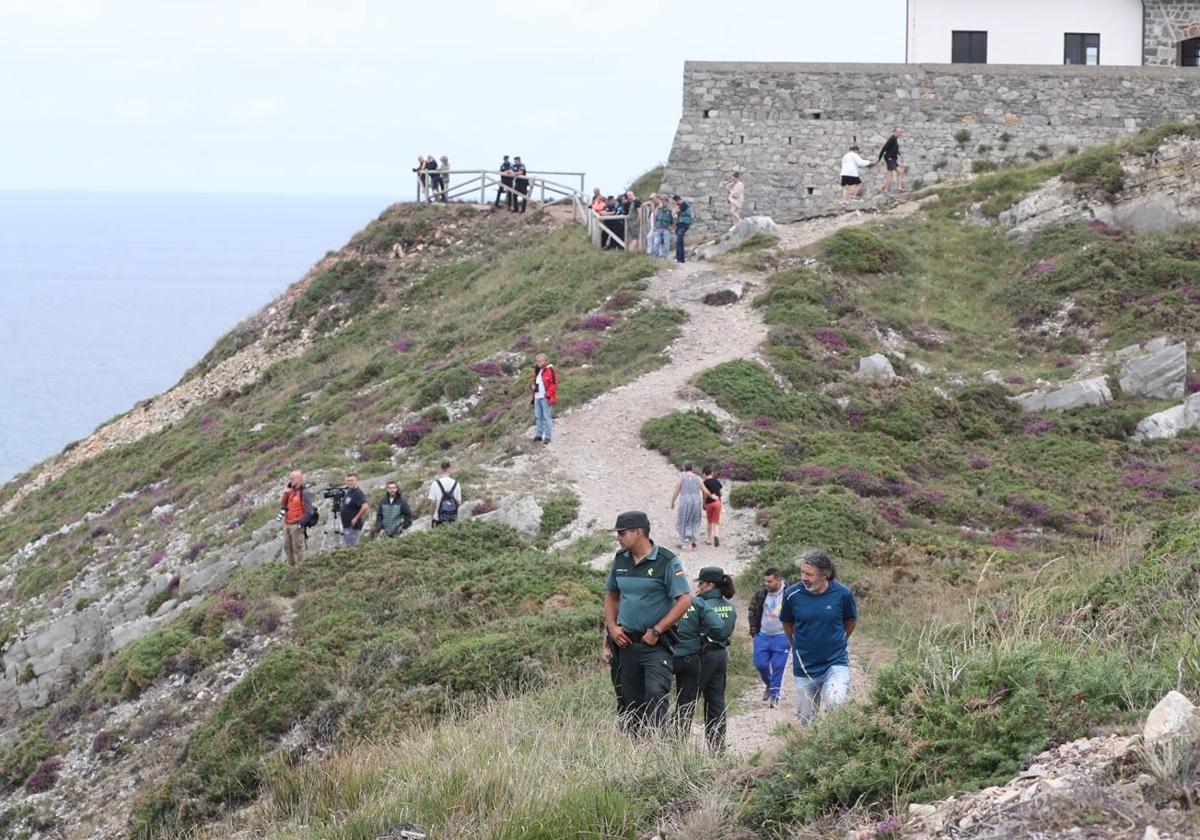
[542,205,923,753]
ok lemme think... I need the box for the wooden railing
[415,169,586,208]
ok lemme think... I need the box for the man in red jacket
[531,353,558,445]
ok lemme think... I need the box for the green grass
[626,165,664,198]
[0,216,678,608]
[538,491,580,546]
[127,523,606,836]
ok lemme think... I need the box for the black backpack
[436,479,459,523]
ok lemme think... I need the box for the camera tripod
[317,500,344,551]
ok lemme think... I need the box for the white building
[906,0,1200,67]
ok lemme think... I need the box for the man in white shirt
[840,144,876,199]
[428,460,462,526]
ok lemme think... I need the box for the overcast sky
[0,0,904,196]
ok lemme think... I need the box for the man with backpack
[278,470,316,566]
[375,480,414,538]
[428,460,462,527]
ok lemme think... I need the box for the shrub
[954,128,972,145]
[539,493,580,542]
[1062,146,1124,193]
[751,492,875,578]
[822,229,907,274]
[292,260,383,321]
[730,481,793,508]
[697,360,832,423]
[96,627,194,702]
[642,410,724,464]
[23,756,61,793]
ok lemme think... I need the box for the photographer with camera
[375,480,414,538]
[278,470,315,566]
[335,473,369,546]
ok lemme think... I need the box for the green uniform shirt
[605,544,689,632]
[699,589,738,646]
[674,596,726,657]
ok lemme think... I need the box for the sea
[0,191,390,485]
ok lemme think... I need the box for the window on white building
[951,31,988,64]
[1064,33,1100,65]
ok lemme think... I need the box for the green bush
[95,627,194,702]
[1062,146,1124,193]
[752,492,874,579]
[696,360,832,423]
[748,641,1169,826]
[730,481,793,508]
[642,410,725,464]
[291,260,384,321]
[539,493,580,543]
[821,228,907,274]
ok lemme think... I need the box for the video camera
[322,485,348,514]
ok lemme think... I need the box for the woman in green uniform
[671,583,724,738]
[695,566,738,751]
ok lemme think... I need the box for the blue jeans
[794,664,851,724]
[651,228,671,258]
[534,397,554,441]
[753,633,790,700]
[675,224,689,262]
[341,526,362,546]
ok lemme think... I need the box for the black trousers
[514,179,529,212]
[607,638,623,712]
[673,652,702,738]
[496,176,514,207]
[616,642,673,735]
[698,647,729,751]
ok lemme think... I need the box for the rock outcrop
[1119,341,1187,400]
[1132,393,1200,442]
[1144,690,1197,744]
[856,354,898,383]
[694,216,779,260]
[1011,376,1112,413]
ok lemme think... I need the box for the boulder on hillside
[694,216,779,260]
[1144,690,1197,744]
[474,494,544,541]
[1132,393,1200,442]
[1118,341,1186,400]
[856,353,897,382]
[1011,376,1112,413]
[1115,336,1171,360]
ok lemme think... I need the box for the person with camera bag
[278,470,316,566]
[337,473,369,546]
[428,460,461,527]
[375,481,413,538]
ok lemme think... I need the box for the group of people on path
[670,462,723,551]
[604,508,859,747]
[414,154,452,203]
[840,127,906,199]
[276,461,464,564]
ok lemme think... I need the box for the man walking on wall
[878,128,905,194]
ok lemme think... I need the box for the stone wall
[1144,1,1200,65]
[662,62,1200,231]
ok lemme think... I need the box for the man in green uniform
[605,511,692,735]
[694,566,738,751]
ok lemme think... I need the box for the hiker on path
[671,576,725,738]
[604,511,692,735]
[780,550,858,724]
[693,567,737,751]
[727,172,745,225]
[673,195,692,263]
[749,567,790,707]
[339,473,370,546]
[278,470,314,566]
[428,460,461,526]
[701,465,723,547]
[840,144,876,199]
[670,461,703,551]
[375,481,413,538]
[878,128,905,194]
[496,155,514,208]
[531,353,558,444]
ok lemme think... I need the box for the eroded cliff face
[1001,134,1200,240]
